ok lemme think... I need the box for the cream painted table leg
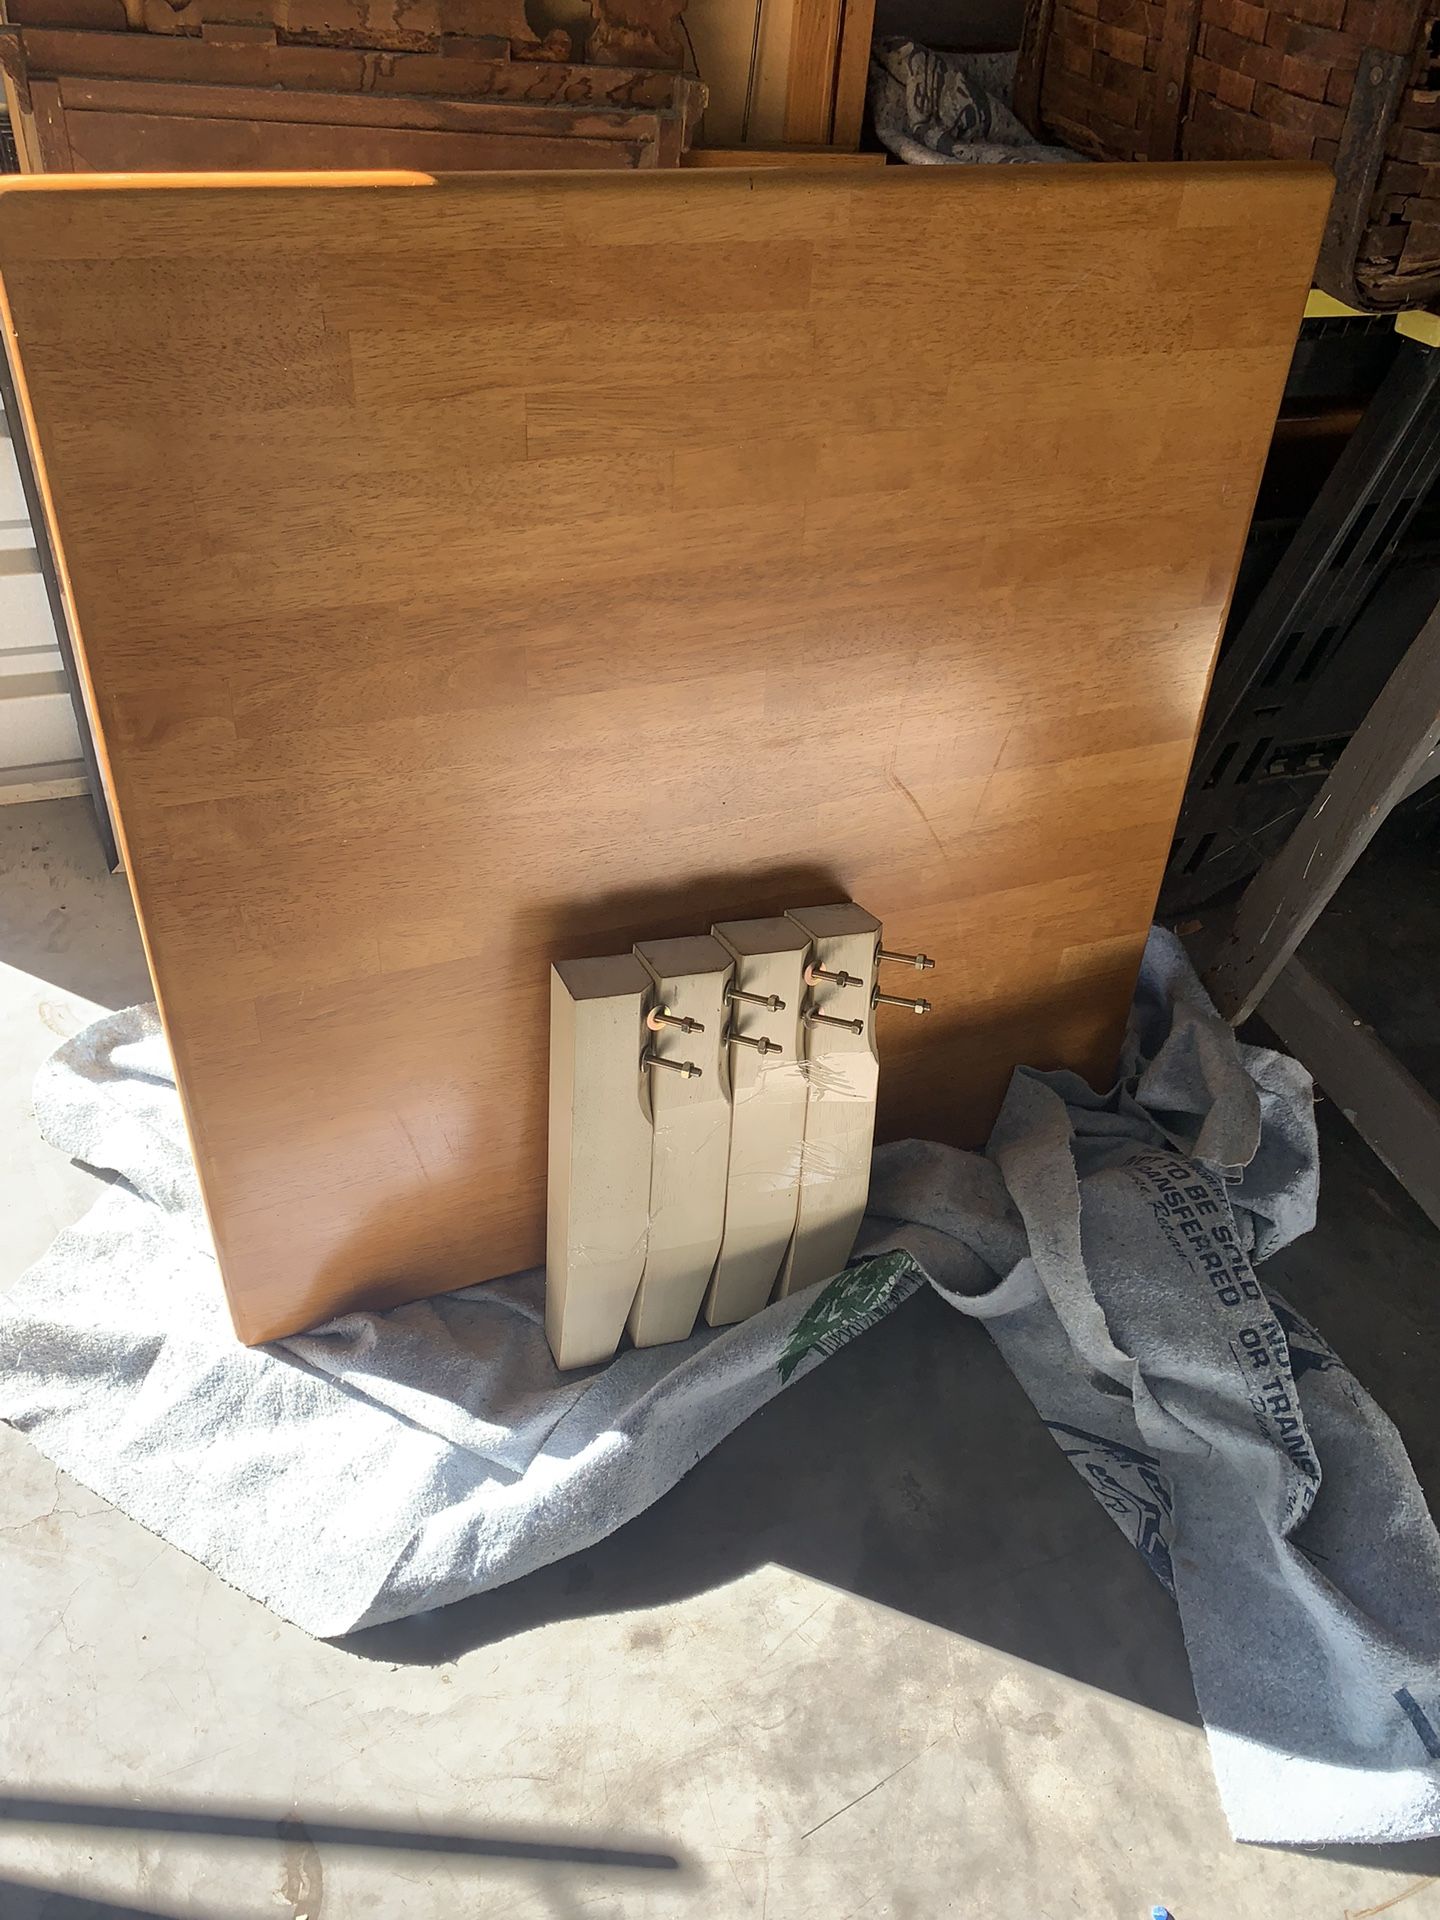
[629,935,735,1347]
[777,904,881,1299]
[545,956,655,1370]
[705,916,813,1327]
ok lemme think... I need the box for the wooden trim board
[829,0,877,149]
[51,76,668,139]
[0,165,1330,1343]
[684,0,794,145]
[782,0,844,143]
[683,145,886,165]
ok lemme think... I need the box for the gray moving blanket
[3,931,1439,1845]
[868,44,1084,167]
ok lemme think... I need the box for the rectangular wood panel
[782,0,844,143]
[10,29,697,107]
[0,166,1330,1344]
[830,0,877,150]
[56,109,662,171]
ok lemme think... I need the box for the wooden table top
[0,164,1331,1341]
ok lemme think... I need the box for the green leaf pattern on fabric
[777,1250,920,1383]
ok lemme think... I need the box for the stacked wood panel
[0,0,705,169]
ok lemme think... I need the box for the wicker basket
[1015,0,1440,310]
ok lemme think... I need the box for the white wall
[0,392,85,800]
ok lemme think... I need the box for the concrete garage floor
[3,798,1440,1920]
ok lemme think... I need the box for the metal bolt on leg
[878,947,935,972]
[804,964,863,989]
[804,1008,866,1035]
[726,986,786,1012]
[728,1028,782,1055]
[644,1051,702,1078]
[873,990,932,1015]
[647,1006,705,1035]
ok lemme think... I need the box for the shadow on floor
[1297,795,1440,1103]
[0,1795,681,1870]
[333,1104,1440,1776]
[0,1883,198,1920]
[0,1796,687,1920]
[1268,1839,1440,1876]
[341,1284,1205,1732]
[1265,1100,1440,1502]
[0,800,150,1012]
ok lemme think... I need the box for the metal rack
[1200,304,1440,1230]
[1168,304,1440,910]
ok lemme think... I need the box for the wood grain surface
[5,30,700,107]
[37,96,676,172]
[6,0,560,56]
[0,166,1330,1343]
[829,0,877,149]
[782,0,844,143]
[0,32,703,173]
